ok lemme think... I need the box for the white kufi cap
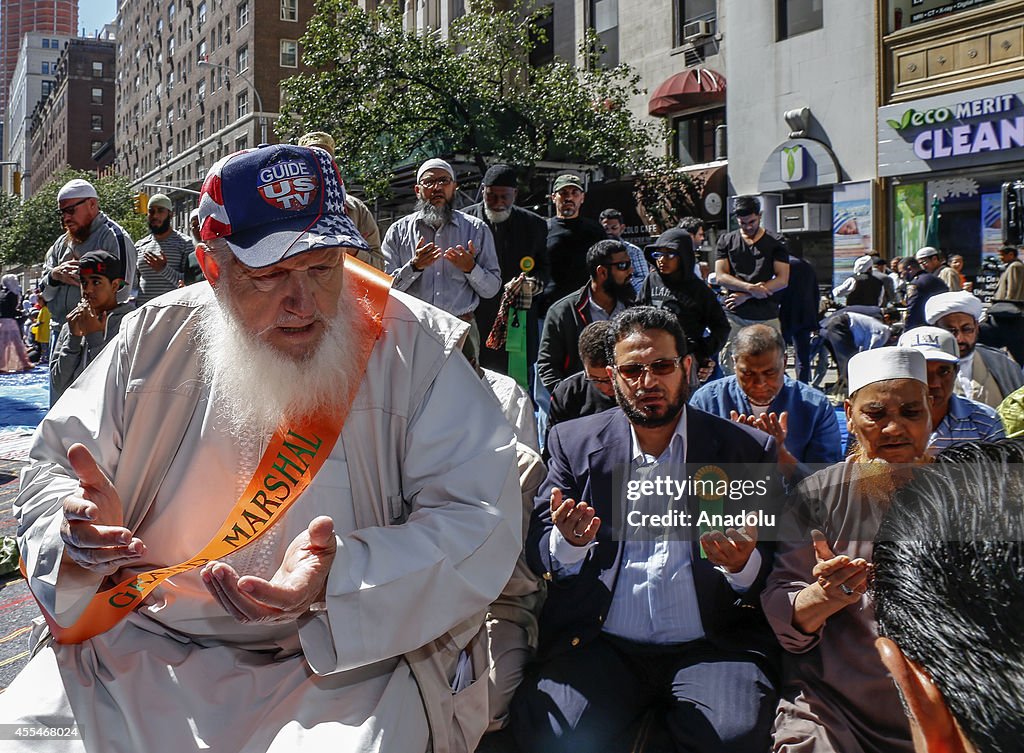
[924,290,983,325]
[416,158,455,183]
[847,347,927,395]
[57,179,98,202]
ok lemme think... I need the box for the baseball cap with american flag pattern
[197,144,368,268]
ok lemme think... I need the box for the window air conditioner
[682,19,712,42]
[775,203,831,233]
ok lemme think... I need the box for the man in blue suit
[511,306,780,753]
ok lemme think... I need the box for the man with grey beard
[464,164,549,375]
[6,145,521,753]
[383,157,502,362]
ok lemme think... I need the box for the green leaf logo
[900,108,915,129]
[786,150,796,180]
[886,119,902,130]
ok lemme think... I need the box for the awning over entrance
[648,67,726,117]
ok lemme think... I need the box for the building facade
[114,0,319,211]
[28,38,116,191]
[0,0,78,190]
[6,32,72,197]
[878,0,1024,298]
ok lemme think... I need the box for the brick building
[28,38,116,191]
[114,0,318,206]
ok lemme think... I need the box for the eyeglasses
[650,250,678,260]
[614,357,683,381]
[419,177,453,189]
[603,260,632,271]
[56,198,90,217]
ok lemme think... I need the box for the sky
[80,1,118,37]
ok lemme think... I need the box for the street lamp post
[197,56,267,145]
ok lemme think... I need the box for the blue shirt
[382,209,501,316]
[549,410,760,644]
[622,239,649,295]
[929,393,1005,453]
[689,375,843,470]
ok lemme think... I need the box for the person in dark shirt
[714,196,790,374]
[544,174,607,311]
[899,257,949,329]
[639,227,727,386]
[464,164,550,375]
[778,245,821,383]
[546,320,617,451]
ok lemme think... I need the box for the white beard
[196,275,374,439]
[484,206,512,224]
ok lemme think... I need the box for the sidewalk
[0,367,48,690]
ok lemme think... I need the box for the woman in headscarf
[0,274,32,373]
[762,347,932,752]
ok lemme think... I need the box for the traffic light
[134,191,149,214]
[11,171,21,195]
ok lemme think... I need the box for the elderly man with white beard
[4,144,522,753]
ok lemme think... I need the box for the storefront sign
[781,145,804,183]
[879,81,1024,176]
[832,181,874,289]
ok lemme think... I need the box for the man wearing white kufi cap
[925,290,1023,408]
[41,178,137,402]
[381,157,501,364]
[763,345,931,753]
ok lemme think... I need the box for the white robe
[6,282,521,752]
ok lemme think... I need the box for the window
[91,140,104,154]
[590,0,618,66]
[280,0,298,21]
[197,80,206,101]
[42,38,50,49]
[529,8,554,68]
[675,0,716,47]
[169,2,176,20]
[673,107,724,165]
[41,80,53,97]
[91,114,104,131]
[41,62,50,74]
[235,135,248,152]
[198,1,208,27]
[237,90,249,119]
[237,1,250,29]
[197,118,205,141]
[280,39,298,68]
[91,87,103,104]
[157,18,163,33]
[237,45,249,72]
[777,0,822,40]
[198,40,207,59]
[169,36,176,56]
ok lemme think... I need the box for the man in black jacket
[546,321,617,447]
[464,165,550,375]
[537,240,634,394]
[640,227,728,386]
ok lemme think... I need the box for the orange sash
[33,255,391,644]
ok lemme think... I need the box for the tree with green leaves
[0,171,147,267]
[278,0,671,200]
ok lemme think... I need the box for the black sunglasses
[56,198,90,217]
[603,260,632,271]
